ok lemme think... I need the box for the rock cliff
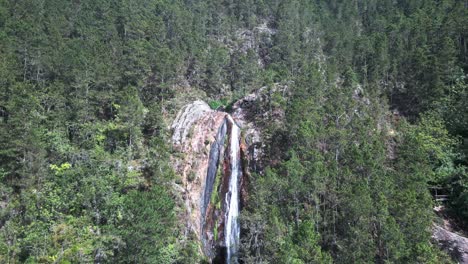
[433,225,468,263]
[170,86,278,262]
[171,100,252,262]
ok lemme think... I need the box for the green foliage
[208,98,229,110]
[210,161,223,207]
[0,1,182,260]
[49,162,72,175]
[447,167,468,223]
[414,112,459,180]
[111,186,176,263]
[0,0,466,263]
[278,221,333,264]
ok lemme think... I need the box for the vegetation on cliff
[0,0,466,263]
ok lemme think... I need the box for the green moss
[210,134,227,210]
[208,99,228,110]
[210,162,222,205]
[208,97,239,112]
[213,220,219,241]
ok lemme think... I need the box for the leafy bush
[208,99,229,110]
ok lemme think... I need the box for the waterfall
[199,115,242,263]
[225,117,241,264]
[172,101,248,262]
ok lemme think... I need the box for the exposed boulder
[433,225,468,263]
[171,100,213,147]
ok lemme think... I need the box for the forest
[0,0,467,263]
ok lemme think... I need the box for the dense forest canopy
[0,0,467,263]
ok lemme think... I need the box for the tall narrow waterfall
[225,117,241,264]
[172,100,250,263]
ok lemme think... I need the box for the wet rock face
[202,117,242,261]
[171,91,275,262]
[202,119,227,221]
[171,100,246,262]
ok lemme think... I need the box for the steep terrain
[171,101,245,261]
[0,1,466,263]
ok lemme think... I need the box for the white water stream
[225,117,241,264]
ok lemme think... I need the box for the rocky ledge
[433,225,468,263]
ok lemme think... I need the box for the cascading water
[225,116,241,264]
[172,100,252,263]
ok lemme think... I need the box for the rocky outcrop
[235,21,276,67]
[171,101,227,242]
[171,88,280,261]
[171,100,247,262]
[171,100,213,147]
[232,94,263,169]
[202,119,227,221]
[231,84,288,174]
[433,225,468,263]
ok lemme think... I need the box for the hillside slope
[0,0,466,263]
